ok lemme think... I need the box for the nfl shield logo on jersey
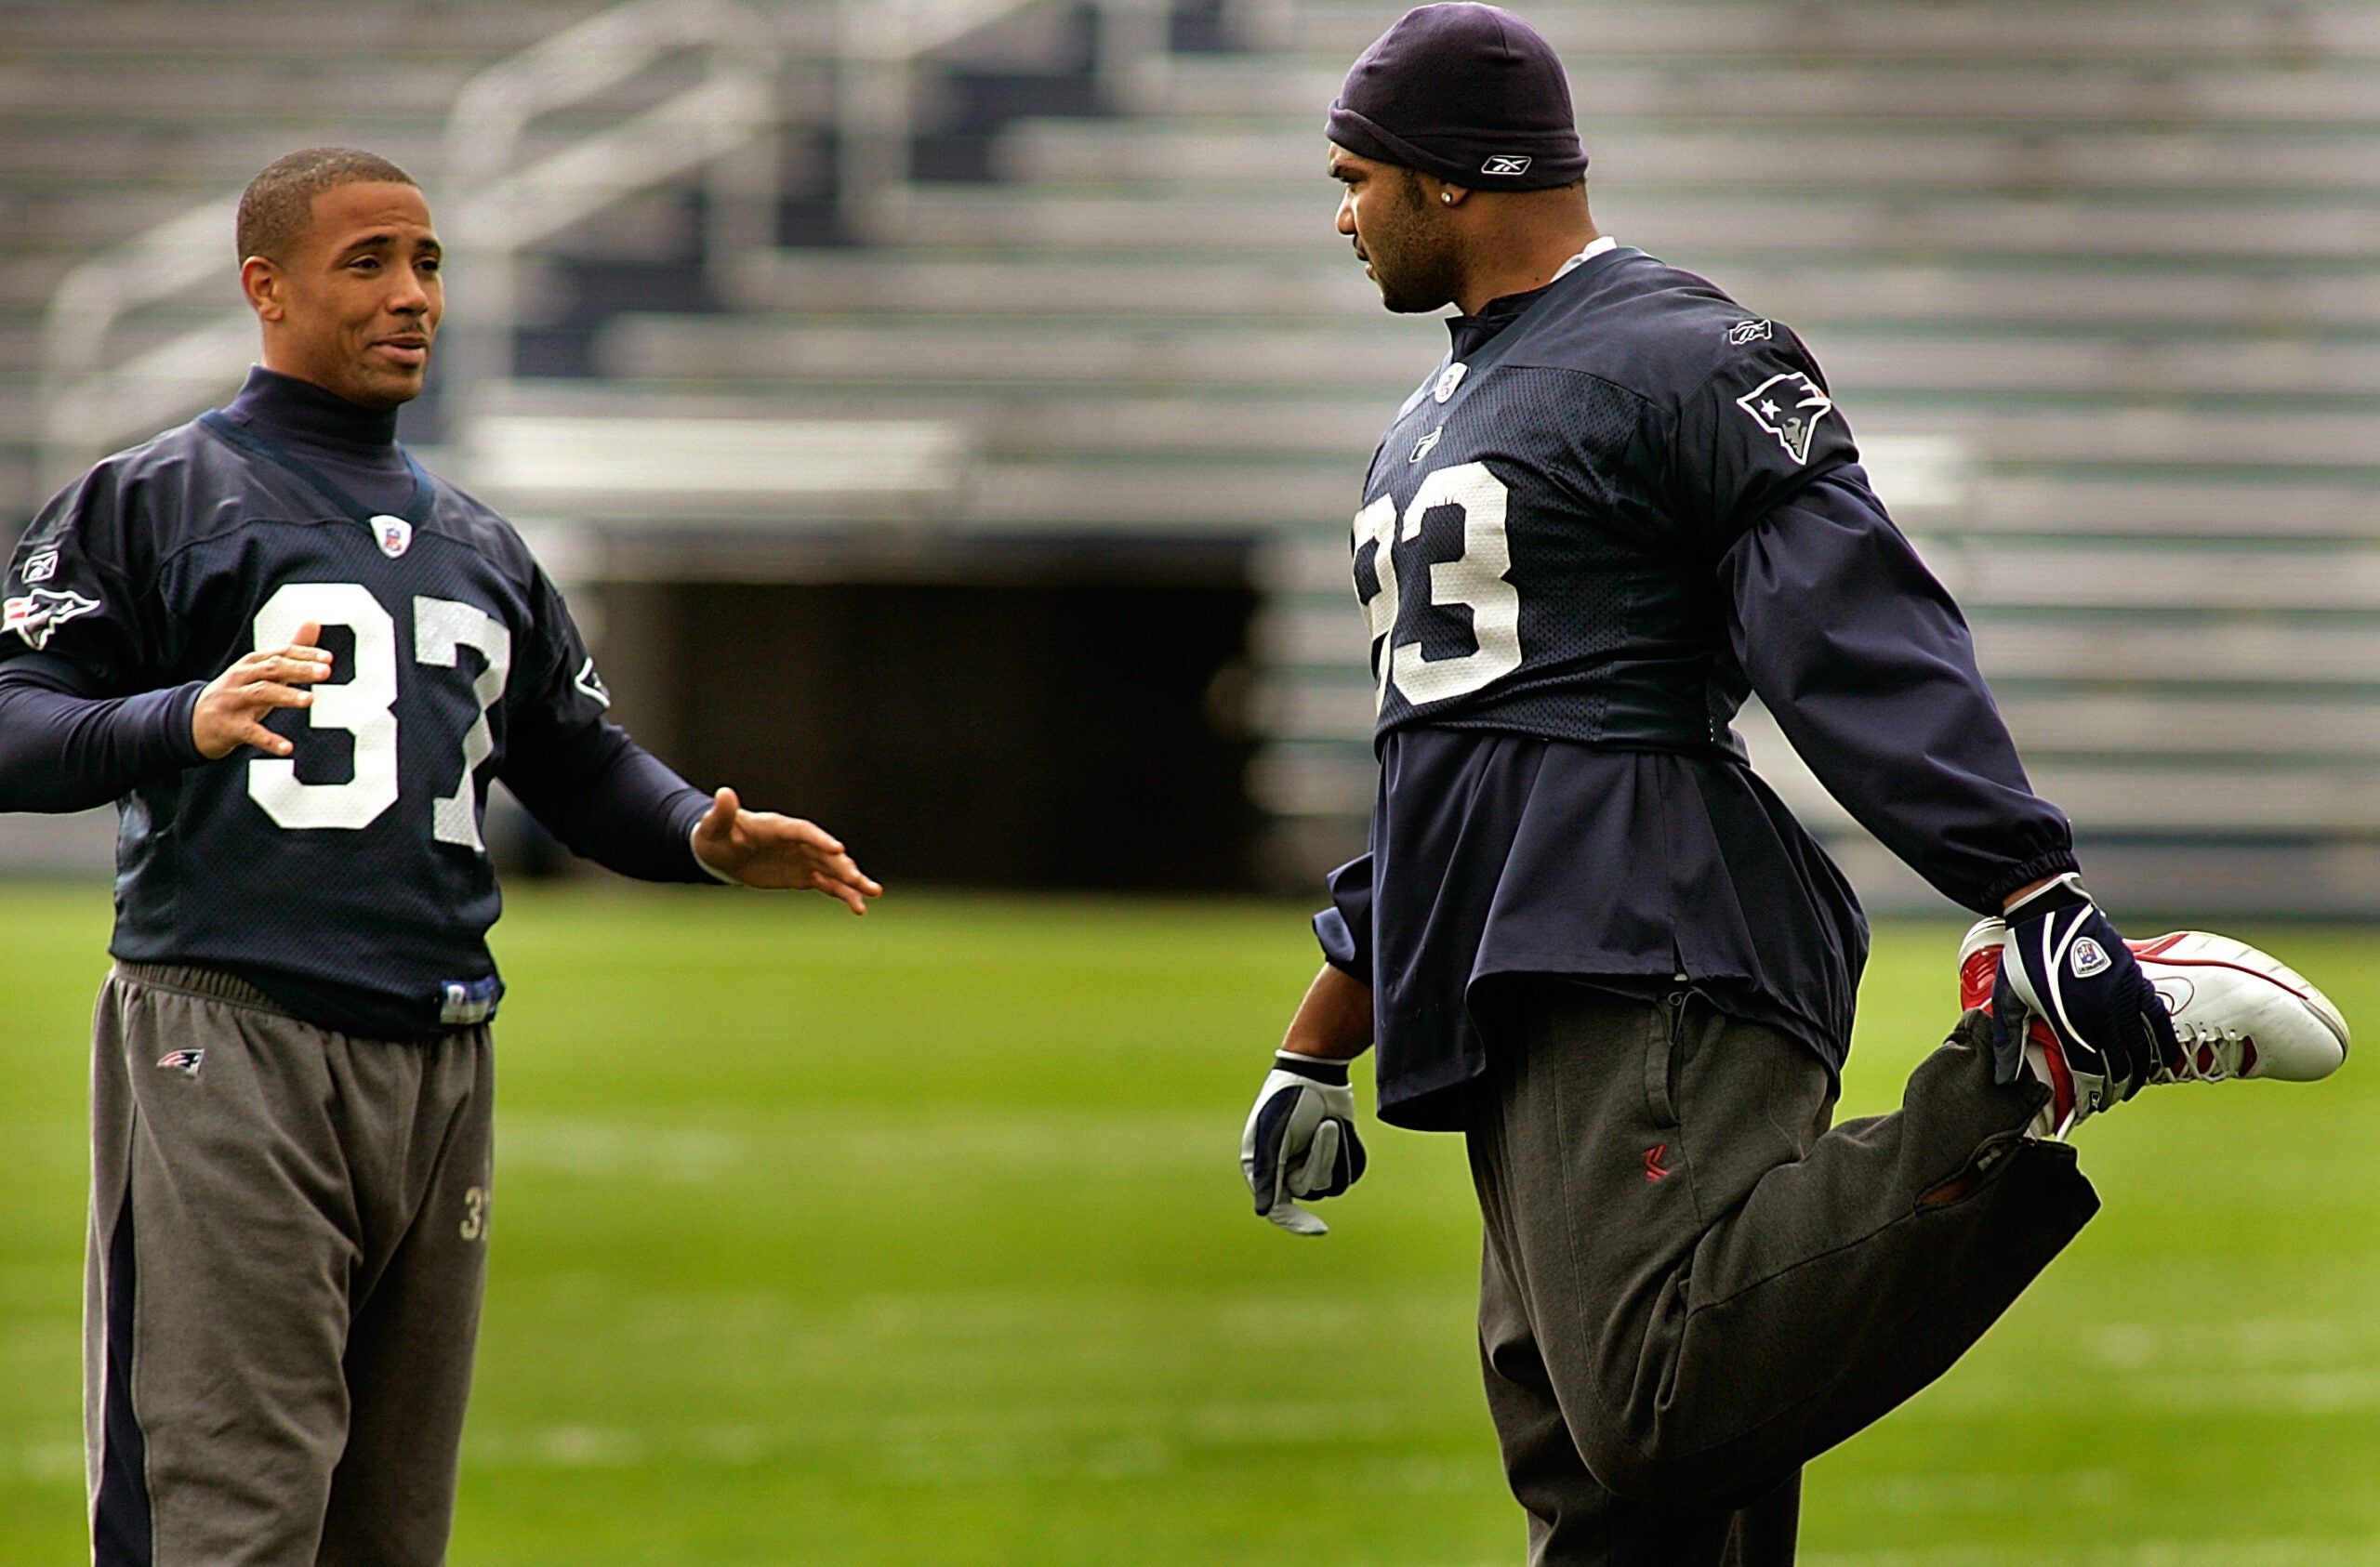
[372,514,413,559]
[1734,372,1835,465]
[1433,362,1469,403]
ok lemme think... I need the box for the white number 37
[245,581,511,849]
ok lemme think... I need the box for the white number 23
[1353,462,1522,711]
[245,582,511,849]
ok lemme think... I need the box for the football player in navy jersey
[0,148,879,1566]
[1236,9,2347,1565]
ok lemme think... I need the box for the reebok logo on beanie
[1327,4,1587,191]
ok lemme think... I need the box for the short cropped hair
[236,147,417,264]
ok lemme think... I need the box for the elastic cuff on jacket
[2003,870,2091,924]
[1979,849,2082,915]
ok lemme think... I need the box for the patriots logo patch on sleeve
[3,586,100,650]
[573,656,611,707]
[1735,372,1835,465]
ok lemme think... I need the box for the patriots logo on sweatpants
[156,1049,205,1078]
[1735,372,1834,465]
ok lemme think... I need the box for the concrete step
[1281,0,2380,62]
[0,188,242,252]
[1969,616,2380,685]
[602,311,2380,401]
[872,186,2380,260]
[0,307,255,380]
[1252,602,2380,689]
[1002,119,2380,193]
[1153,56,2380,124]
[740,249,2380,331]
[1920,536,2380,612]
[1265,533,2380,623]
[1962,474,2380,537]
[1850,407,2380,472]
[0,62,478,120]
[1737,710,2380,835]
[499,377,2380,530]
[1254,671,2380,759]
[900,458,2380,535]
[0,2,605,52]
[0,114,642,185]
[467,421,2372,540]
[1242,726,2380,836]
[0,144,434,203]
[1918,690,2380,763]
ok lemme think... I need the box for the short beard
[1368,168,1464,315]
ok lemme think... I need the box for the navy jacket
[1323,245,2076,1129]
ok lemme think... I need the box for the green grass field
[2,883,2375,1566]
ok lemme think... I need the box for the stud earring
[1442,192,1453,204]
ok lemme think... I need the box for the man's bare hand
[192,621,334,760]
[691,786,882,913]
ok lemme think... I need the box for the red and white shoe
[1957,918,2349,1139]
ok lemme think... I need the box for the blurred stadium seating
[3,0,2376,909]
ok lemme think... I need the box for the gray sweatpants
[86,963,494,1567]
[1467,985,2101,1566]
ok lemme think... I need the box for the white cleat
[2124,930,2349,1085]
[1957,918,2349,1139]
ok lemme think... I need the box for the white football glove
[1239,1051,1368,1235]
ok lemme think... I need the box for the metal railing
[437,0,781,422]
[38,0,1162,494]
[835,0,1169,235]
[37,197,244,494]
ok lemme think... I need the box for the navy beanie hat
[1327,4,1586,191]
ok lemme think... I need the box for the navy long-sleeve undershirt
[0,655,204,810]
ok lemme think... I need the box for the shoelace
[2146,1016,2258,1086]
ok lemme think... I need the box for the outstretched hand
[193,620,333,759]
[691,786,881,913]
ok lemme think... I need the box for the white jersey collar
[1550,234,1620,283]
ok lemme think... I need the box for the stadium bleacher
[4,0,2376,908]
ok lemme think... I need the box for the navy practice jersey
[1323,245,2078,1129]
[0,379,713,1039]
[1355,244,1855,752]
